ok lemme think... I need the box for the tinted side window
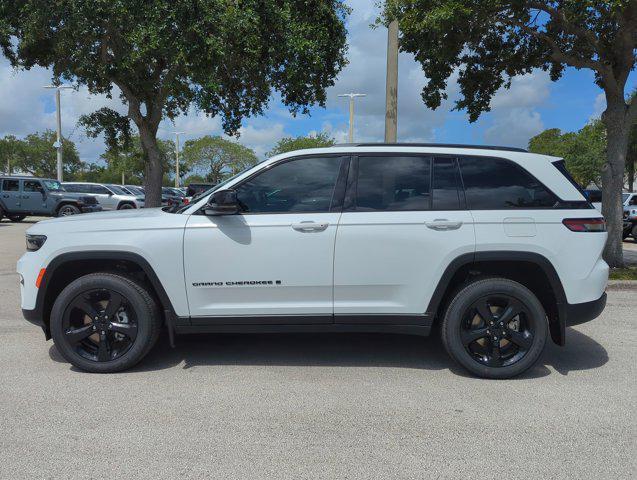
[2,179,19,191]
[23,180,43,192]
[432,157,461,210]
[355,156,431,211]
[91,185,111,195]
[63,184,84,193]
[235,156,343,213]
[459,157,557,209]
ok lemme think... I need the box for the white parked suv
[62,182,145,210]
[18,144,608,378]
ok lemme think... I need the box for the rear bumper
[564,292,607,327]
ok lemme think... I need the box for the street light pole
[384,20,399,143]
[174,131,185,188]
[338,93,366,143]
[43,85,73,181]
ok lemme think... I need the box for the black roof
[336,143,528,153]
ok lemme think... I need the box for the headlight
[26,234,47,252]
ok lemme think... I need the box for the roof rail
[336,143,528,153]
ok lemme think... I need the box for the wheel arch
[35,251,175,338]
[55,201,80,214]
[427,251,568,346]
[117,201,136,210]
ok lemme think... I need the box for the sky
[0,0,634,163]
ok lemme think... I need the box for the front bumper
[564,292,607,327]
[80,205,102,213]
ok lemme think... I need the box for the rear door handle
[292,221,329,232]
[425,219,463,231]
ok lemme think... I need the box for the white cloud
[591,93,606,119]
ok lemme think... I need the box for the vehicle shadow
[47,324,608,378]
[47,325,607,378]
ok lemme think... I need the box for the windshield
[107,184,128,195]
[42,180,65,192]
[622,193,630,204]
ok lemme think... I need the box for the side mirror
[204,189,239,216]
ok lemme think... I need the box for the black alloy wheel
[50,273,160,372]
[62,289,137,362]
[460,295,534,368]
[441,278,548,379]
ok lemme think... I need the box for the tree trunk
[601,101,632,268]
[139,124,164,208]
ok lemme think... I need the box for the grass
[609,267,637,280]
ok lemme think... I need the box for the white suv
[62,182,145,210]
[17,144,608,378]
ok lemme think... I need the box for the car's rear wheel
[50,273,161,373]
[441,278,548,379]
[8,214,26,222]
[118,203,135,210]
[57,204,80,216]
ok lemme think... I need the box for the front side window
[459,156,557,209]
[355,156,431,211]
[2,179,19,191]
[23,180,43,193]
[234,156,343,213]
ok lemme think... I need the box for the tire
[631,224,637,241]
[8,214,26,222]
[441,278,548,379]
[0,205,5,221]
[118,203,135,210]
[50,273,161,373]
[57,204,81,217]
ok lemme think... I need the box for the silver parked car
[62,182,144,210]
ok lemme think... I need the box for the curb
[607,280,637,290]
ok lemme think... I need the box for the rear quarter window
[458,156,557,209]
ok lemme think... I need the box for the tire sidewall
[50,274,158,373]
[57,204,80,216]
[442,278,548,379]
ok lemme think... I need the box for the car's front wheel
[50,273,161,373]
[441,278,548,379]
[57,204,81,216]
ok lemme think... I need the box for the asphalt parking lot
[0,218,635,479]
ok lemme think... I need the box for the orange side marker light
[35,268,46,288]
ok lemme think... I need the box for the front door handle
[425,219,463,231]
[291,221,329,232]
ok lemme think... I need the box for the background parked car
[0,176,101,220]
[63,182,144,210]
[186,182,214,198]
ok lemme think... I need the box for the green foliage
[266,133,335,157]
[383,1,635,121]
[0,130,81,178]
[181,136,258,184]
[1,0,349,205]
[100,135,177,184]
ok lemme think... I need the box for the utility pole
[338,93,366,143]
[174,131,185,187]
[384,20,399,143]
[43,85,73,181]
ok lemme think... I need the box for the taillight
[562,218,606,232]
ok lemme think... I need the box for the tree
[0,130,81,178]
[529,123,607,188]
[0,135,21,174]
[99,135,177,185]
[384,1,637,267]
[266,132,336,157]
[1,1,349,207]
[181,136,257,184]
